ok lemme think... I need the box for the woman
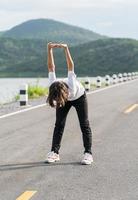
[46,42,93,165]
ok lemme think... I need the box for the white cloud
[0,0,135,15]
[111,0,138,3]
[96,21,113,28]
[0,0,137,12]
[0,0,138,39]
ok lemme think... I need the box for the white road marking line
[0,79,138,119]
[0,104,46,119]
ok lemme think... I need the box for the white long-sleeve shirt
[48,71,85,101]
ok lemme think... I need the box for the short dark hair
[46,81,69,108]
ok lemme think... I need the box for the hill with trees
[2,19,105,45]
[0,37,138,77]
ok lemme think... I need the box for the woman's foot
[46,151,60,163]
[81,153,93,165]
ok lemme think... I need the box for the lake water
[0,77,98,104]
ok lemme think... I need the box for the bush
[14,81,49,101]
[28,84,48,99]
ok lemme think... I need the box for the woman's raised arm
[47,42,57,72]
[47,43,74,72]
[60,44,74,71]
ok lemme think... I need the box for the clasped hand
[48,42,68,49]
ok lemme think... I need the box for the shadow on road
[0,161,83,171]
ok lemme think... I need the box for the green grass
[14,80,49,101]
[28,84,48,99]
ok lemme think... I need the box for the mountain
[0,31,5,37]
[64,38,138,76]
[0,38,46,77]
[2,19,106,45]
[0,37,138,77]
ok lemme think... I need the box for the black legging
[51,92,92,154]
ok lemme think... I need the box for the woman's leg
[51,102,72,154]
[73,93,92,154]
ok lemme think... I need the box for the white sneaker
[46,151,60,163]
[81,153,93,165]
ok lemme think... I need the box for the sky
[0,0,138,39]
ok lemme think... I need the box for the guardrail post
[105,75,110,86]
[112,74,117,84]
[127,73,131,81]
[118,73,123,83]
[123,73,127,81]
[132,72,135,80]
[96,76,102,88]
[136,72,138,79]
[84,78,90,92]
[135,72,137,79]
[20,84,28,106]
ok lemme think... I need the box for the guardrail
[84,71,138,91]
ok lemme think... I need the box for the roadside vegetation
[15,80,49,101]
[28,84,48,99]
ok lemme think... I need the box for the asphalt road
[0,80,138,200]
